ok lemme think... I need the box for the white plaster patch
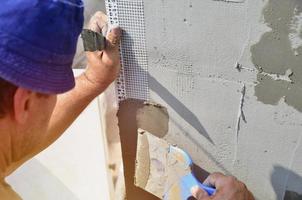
[260,69,293,83]
[289,7,302,55]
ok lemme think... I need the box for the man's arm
[17,12,119,160]
[43,12,120,151]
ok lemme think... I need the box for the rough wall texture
[143,0,302,199]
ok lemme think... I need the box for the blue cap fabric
[0,0,84,94]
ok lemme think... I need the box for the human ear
[13,88,32,124]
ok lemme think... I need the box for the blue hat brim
[0,46,75,94]
[0,0,84,94]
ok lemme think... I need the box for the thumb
[191,186,210,200]
[87,11,108,33]
[106,26,121,51]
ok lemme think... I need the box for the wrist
[76,70,111,98]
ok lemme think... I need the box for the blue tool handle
[195,179,216,196]
[180,174,216,198]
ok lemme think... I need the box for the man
[0,0,254,199]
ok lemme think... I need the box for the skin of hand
[3,11,121,176]
[84,11,121,93]
[191,172,255,200]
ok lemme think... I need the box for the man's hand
[84,11,121,92]
[191,173,255,200]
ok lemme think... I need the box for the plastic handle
[165,146,216,199]
[180,174,216,199]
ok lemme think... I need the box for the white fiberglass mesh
[105,0,149,101]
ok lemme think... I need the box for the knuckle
[91,12,107,25]
[104,59,114,67]
[239,182,248,191]
[213,172,224,176]
[210,172,224,179]
[225,176,237,185]
[107,37,120,49]
[94,11,105,17]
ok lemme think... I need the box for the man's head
[0,0,84,165]
[0,77,57,163]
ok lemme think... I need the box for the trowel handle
[195,179,216,196]
[180,173,216,198]
[163,173,216,200]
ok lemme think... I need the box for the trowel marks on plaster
[135,129,170,198]
[135,129,194,200]
[117,99,169,200]
[251,0,302,112]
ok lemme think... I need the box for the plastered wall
[143,0,302,199]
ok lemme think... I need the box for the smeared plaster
[135,129,170,199]
[135,130,150,191]
[260,69,294,83]
[117,99,169,200]
[135,129,195,200]
[251,0,302,112]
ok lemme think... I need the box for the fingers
[247,190,255,200]
[203,172,225,187]
[191,186,210,200]
[106,26,121,51]
[88,11,108,33]
[88,11,121,52]
[101,26,121,67]
[198,173,255,200]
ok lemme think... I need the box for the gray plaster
[251,0,302,112]
[141,0,302,199]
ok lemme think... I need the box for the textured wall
[143,0,302,199]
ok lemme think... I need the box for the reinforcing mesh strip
[105,0,150,101]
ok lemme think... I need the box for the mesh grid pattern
[105,0,149,101]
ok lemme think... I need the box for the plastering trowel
[135,129,216,200]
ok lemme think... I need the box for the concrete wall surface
[142,0,302,199]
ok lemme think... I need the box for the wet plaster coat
[132,0,302,199]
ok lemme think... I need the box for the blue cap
[0,0,84,94]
